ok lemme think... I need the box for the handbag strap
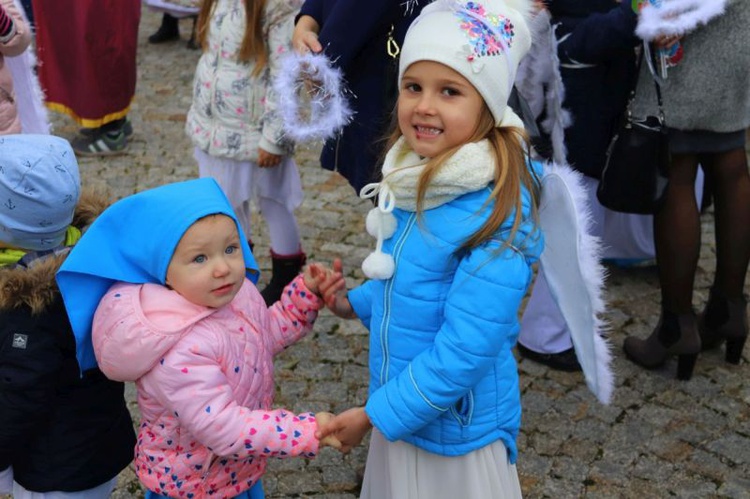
[626,42,665,124]
[642,41,665,122]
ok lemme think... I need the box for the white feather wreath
[636,0,728,40]
[273,51,354,142]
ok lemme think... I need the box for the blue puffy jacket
[349,164,543,463]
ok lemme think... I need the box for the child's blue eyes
[191,245,238,263]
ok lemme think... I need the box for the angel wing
[538,162,613,404]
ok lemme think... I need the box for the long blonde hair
[385,104,540,255]
[197,0,268,75]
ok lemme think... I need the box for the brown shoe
[623,310,701,380]
[698,288,748,364]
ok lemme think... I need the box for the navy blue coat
[542,0,640,178]
[298,0,426,193]
[0,253,135,493]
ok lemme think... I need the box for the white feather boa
[515,9,571,165]
[636,0,728,40]
[273,52,353,143]
[6,0,51,134]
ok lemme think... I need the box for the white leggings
[195,148,303,255]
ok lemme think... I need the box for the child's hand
[292,14,322,54]
[315,407,372,454]
[303,262,330,297]
[257,147,282,168]
[318,258,357,319]
[653,34,682,49]
[314,412,342,450]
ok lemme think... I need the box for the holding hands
[306,258,363,453]
[303,259,356,319]
[314,412,343,450]
[316,407,372,454]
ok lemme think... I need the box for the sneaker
[71,128,128,156]
[517,343,582,372]
[79,117,133,139]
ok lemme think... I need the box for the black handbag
[597,50,669,215]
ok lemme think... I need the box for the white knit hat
[0,134,80,250]
[398,0,533,127]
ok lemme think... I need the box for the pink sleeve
[143,336,321,459]
[264,274,324,355]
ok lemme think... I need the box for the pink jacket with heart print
[92,275,322,499]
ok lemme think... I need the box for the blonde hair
[197,0,268,76]
[385,104,540,255]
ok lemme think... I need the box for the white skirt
[144,0,199,18]
[361,429,523,499]
[194,148,303,213]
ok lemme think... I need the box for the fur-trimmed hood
[0,189,110,314]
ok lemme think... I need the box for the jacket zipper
[378,213,416,385]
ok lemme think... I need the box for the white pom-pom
[365,208,397,239]
[362,251,395,280]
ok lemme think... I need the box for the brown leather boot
[698,288,748,364]
[623,310,701,380]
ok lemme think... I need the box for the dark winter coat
[298,0,426,193]
[544,0,639,178]
[0,192,135,493]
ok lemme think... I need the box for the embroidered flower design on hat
[455,1,515,62]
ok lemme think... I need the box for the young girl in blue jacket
[316,0,542,496]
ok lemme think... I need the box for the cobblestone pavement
[25,7,750,499]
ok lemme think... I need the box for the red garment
[33,0,140,127]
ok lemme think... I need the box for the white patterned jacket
[186,0,300,161]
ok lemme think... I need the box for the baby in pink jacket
[57,178,344,499]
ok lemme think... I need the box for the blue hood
[56,178,260,373]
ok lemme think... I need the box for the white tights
[195,148,303,255]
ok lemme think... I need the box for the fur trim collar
[0,189,110,314]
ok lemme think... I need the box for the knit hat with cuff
[0,134,80,251]
[398,0,533,127]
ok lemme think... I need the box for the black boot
[187,15,199,50]
[623,309,701,380]
[261,251,306,306]
[699,287,748,364]
[149,13,179,44]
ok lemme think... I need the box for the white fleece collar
[358,137,496,279]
